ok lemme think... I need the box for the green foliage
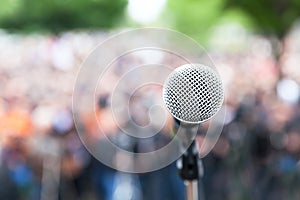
[0,0,127,32]
[1,0,298,39]
[165,0,300,43]
[225,0,300,37]
[0,0,21,19]
[165,0,225,44]
[216,8,255,29]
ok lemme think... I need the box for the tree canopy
[0,0,127,32]
[165,0,300,43]
[226,0,300,38]
[1,0,300,40]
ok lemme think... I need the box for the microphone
[163,62,224,154]
[162,63,224,184]
[163,63,224,125]
[163,63,224,150]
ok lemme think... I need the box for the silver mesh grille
[163,64,224,124]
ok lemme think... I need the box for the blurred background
[1,0,300,200]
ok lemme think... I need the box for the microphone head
[163,64,224,124]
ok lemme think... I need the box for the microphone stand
[177,140,203,200]
[174,120,204,200]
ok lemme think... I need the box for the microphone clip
[177,141,203,180]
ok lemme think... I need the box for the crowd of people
[0,23,300,200]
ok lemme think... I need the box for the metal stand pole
[177,141,203,200]
[185,180,198,200]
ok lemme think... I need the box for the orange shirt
[0,109,33,138]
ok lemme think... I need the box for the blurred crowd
[0,23,300,200]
